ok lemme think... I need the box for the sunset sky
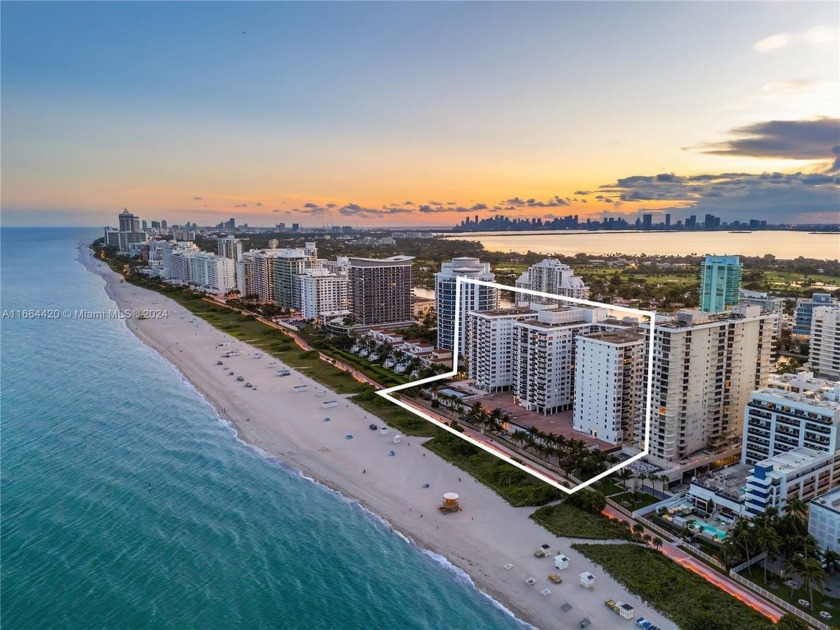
[2,2,838,227]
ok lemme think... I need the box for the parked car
[369,424,378,431]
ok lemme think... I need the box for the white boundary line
[377,276,656,494]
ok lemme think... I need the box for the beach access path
[82,245,678,630]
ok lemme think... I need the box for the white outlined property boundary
[376,276,656,494]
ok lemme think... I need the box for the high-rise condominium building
[118,209,141,233]
[742,375,840,465]
[638,306,776,466]
[739,289,785,339]
[700,255,742,313]
[273,243,318,309]
[810,306,840,381]
[573,330,645,445]
[236,249,296,302]
[217,236,244,262]
[515,259,589,303]
[793,292,836,336]
[347,256,414,325]
[467,306,539,392]
[168,251,236,293]
[511,307,611,414]
[435,257,499,353]
[297,268,349,320]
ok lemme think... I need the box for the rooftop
[811,486,840,513]
[755,447,831,475]
[581,330,645,345]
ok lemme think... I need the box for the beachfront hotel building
[808,486,840,555]
[515,259,590,304]
[435,257,499,353]
[347,256,414,326]
[699,255,742,313]
[296,268,349,320]
[637,306,776,467]
[742,376,840,465]
[794,292,837,336]
[510,307,611,414]
[237,249,283,302]
[743,447,840,517]
[810,306,840,381]
[573,330,645,445]
[104,209,148,254]
[467,306,539,392]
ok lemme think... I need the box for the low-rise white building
[168,251,236,294]
[742,377,840,465]
[743,447,840,517]
[808,486,840,555]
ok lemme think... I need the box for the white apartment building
[511,307,610,415]
[810,305,840,381]
[638,306,776,466]
[297,268,349,320]
[808,487,840,555]
[236,245,316,304]
[515,259,590,303]
[742,378,840,465]
[435,257,499,353]
[467,306,539,392]
[743,447,840,517]
[274,243,318,309]
[574,330,645,445]
[739,289,785,338]
[168,251,236,293]
[217,235,244,262]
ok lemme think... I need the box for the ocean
[445,230,840,260]
[0,228,522,630]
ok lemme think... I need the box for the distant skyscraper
[686,215,697,230]
[700,255,742,313]
[217,235,243,262]
[642,214,653,230]
[118,209,141,232]
[665,214,671,229]
[161,220,167,229]
[435,257,498,353]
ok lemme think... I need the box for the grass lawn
[609,490,662,511]
[573,543,774,630]
[530,503,633,540]
[331,348,409,387]
[423,431,565,507]
[593,479,627,497]
[352,390,439,437]
[738,567,839,616]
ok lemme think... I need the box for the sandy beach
[80,245,675,630]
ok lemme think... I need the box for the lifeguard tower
[438,493,461,514]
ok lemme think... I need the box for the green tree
[775,613,809,630]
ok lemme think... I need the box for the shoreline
[78,243,676,630]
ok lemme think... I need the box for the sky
[2,1,838,228]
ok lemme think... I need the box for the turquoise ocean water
[1,228,522,630]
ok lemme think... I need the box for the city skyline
[2,2,838,227]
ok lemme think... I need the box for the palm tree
[632,523,644,537]
[823,548,840,575]
[785,495,808,523]
[755,524,782,583]
[798,557,827,610]
[618,468,633,492]
[652,536,663,551]
[782,555,806,599]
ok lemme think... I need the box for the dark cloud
[471,203,488,211]
[428,200,443,206]
[192,196,203,201]
[574,190,591,195]
[601,169,839,223]
[254,202,263,207]
[303,202,319,208]
[700,117,839,171]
